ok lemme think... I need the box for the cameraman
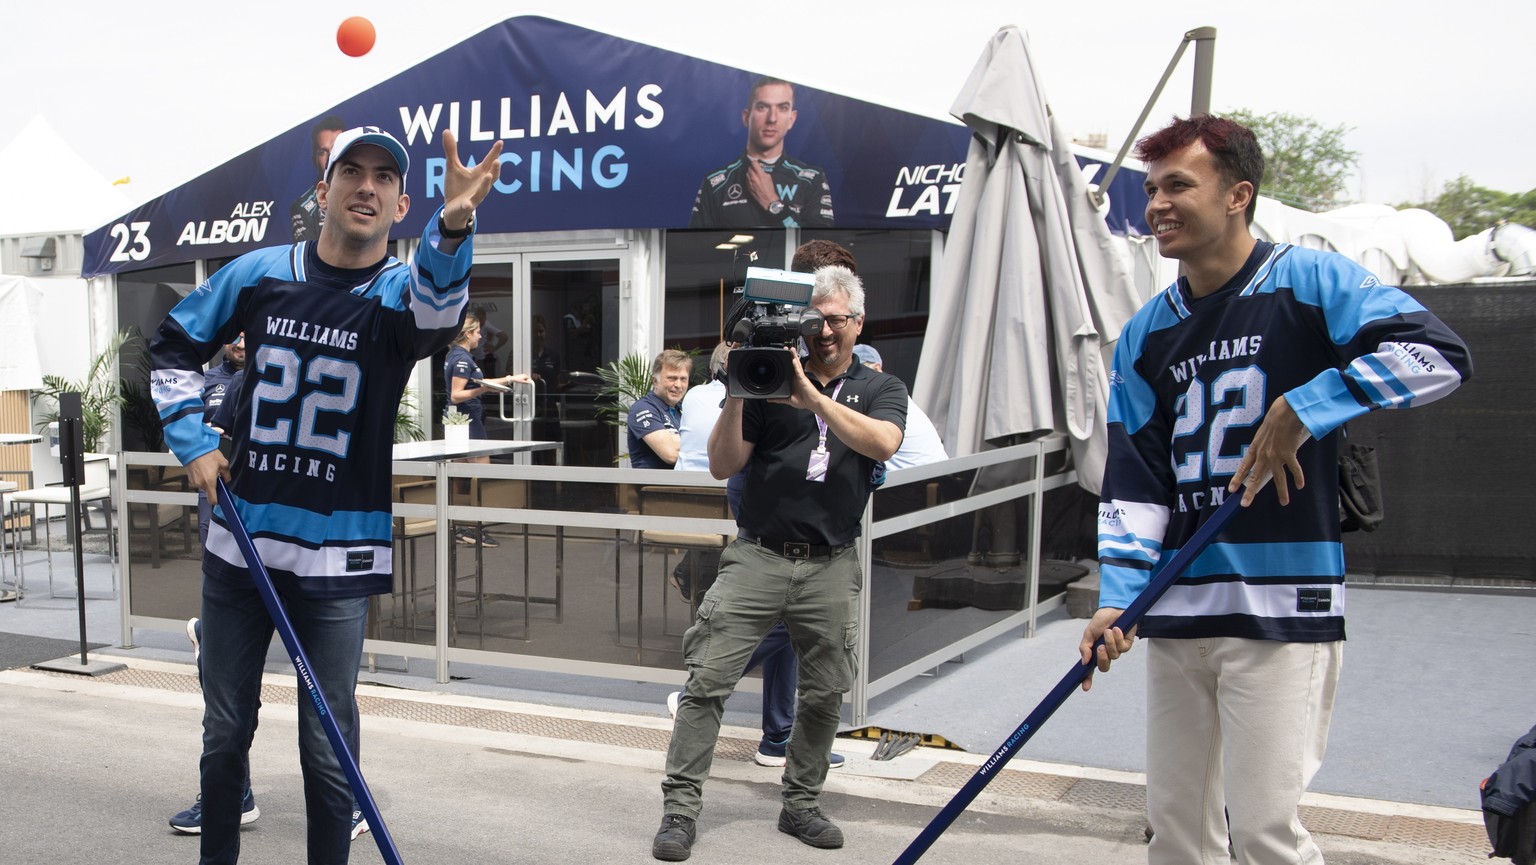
[651,266,906,860]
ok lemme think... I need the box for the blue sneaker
[168,787,259,834]
[350,807,369,841]
[754,738,845,769]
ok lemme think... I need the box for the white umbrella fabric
[0,276,45,391]
[914,25,1142,492]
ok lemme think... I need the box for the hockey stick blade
[216,479,404,865]
[891,492,1243,865]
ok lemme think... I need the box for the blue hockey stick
[216,479,404,865]
[891,491,1244,865]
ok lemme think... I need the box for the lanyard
[814,380,846,452]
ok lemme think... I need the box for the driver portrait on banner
[290,115,346,242]
[689,76,835,229]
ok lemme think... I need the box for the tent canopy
[80,15,1149,277]
[0,115,134,237]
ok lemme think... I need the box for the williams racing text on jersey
[149,209,472,599]
[688,152,834,229]
[1097,241,1471,642]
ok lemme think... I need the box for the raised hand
[439,129,505,229]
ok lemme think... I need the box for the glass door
[519,254,624,469]
[433,251,626,469]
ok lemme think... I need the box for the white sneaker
[187,618,202,664]
[666,691,681,720]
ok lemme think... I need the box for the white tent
[0,115,134,237]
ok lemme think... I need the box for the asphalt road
[0,665,1492,865]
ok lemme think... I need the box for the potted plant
[33,330,137,453]
[441,407,472,444]
[395,387,427,444]
[594,351,654,427]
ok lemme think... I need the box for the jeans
[746,622,796,744]
[662,539,861,818]
[198,569,368,865]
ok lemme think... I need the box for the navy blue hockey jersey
[1098,241,1471,641]
[150,210,471,599]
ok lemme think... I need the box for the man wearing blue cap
[149,125,505,865]
[851,344,947,470]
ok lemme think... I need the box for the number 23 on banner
[108,221,151,263]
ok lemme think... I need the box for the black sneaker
[651,814,696,861]
[477,529,500,549]
[453,529,477,546]
[777,806,843,849]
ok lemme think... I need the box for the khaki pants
[661,539,861,818]
[1147,637,1343,865]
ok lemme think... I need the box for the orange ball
[336,16,376,57]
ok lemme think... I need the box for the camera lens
[742,354,784,395]
[727,347,794,399]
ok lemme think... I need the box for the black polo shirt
[737,362,908,546]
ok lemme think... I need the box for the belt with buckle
[737,530,852,560]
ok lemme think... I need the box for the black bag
[1483,723,1536,864]
[1338,426,1384,533]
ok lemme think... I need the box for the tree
[1397,175,1536,240]
[1227,109,1360,212]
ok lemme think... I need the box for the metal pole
[1188,26,1217,116]
[63,416,88,665]
[851,496,875,727]
[1090,26,1218,208]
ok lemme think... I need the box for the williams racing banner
[83,15,1148,277]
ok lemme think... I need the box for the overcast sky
[4,0,1532,209]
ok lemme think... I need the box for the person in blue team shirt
[444,312,530,546]
[849,344,947,470]
[196,333,245,545]
[149,125,506,865]
[1079,115,1471,865]
[628,349,691,469]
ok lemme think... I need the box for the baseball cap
[852,344,883,366]
[325,126,409,182]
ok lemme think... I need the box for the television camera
[725,267,823,399]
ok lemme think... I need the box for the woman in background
[444,314,530,546]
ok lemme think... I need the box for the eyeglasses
[822,314,859,331]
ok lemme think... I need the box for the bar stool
[0,478,18,599]
[7,454,115,600]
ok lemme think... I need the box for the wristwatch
[767,200,785,216]
[439,214,475,239]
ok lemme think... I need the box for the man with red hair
[1079,115,1470,864]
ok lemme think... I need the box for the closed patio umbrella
[914,25,1142,493]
